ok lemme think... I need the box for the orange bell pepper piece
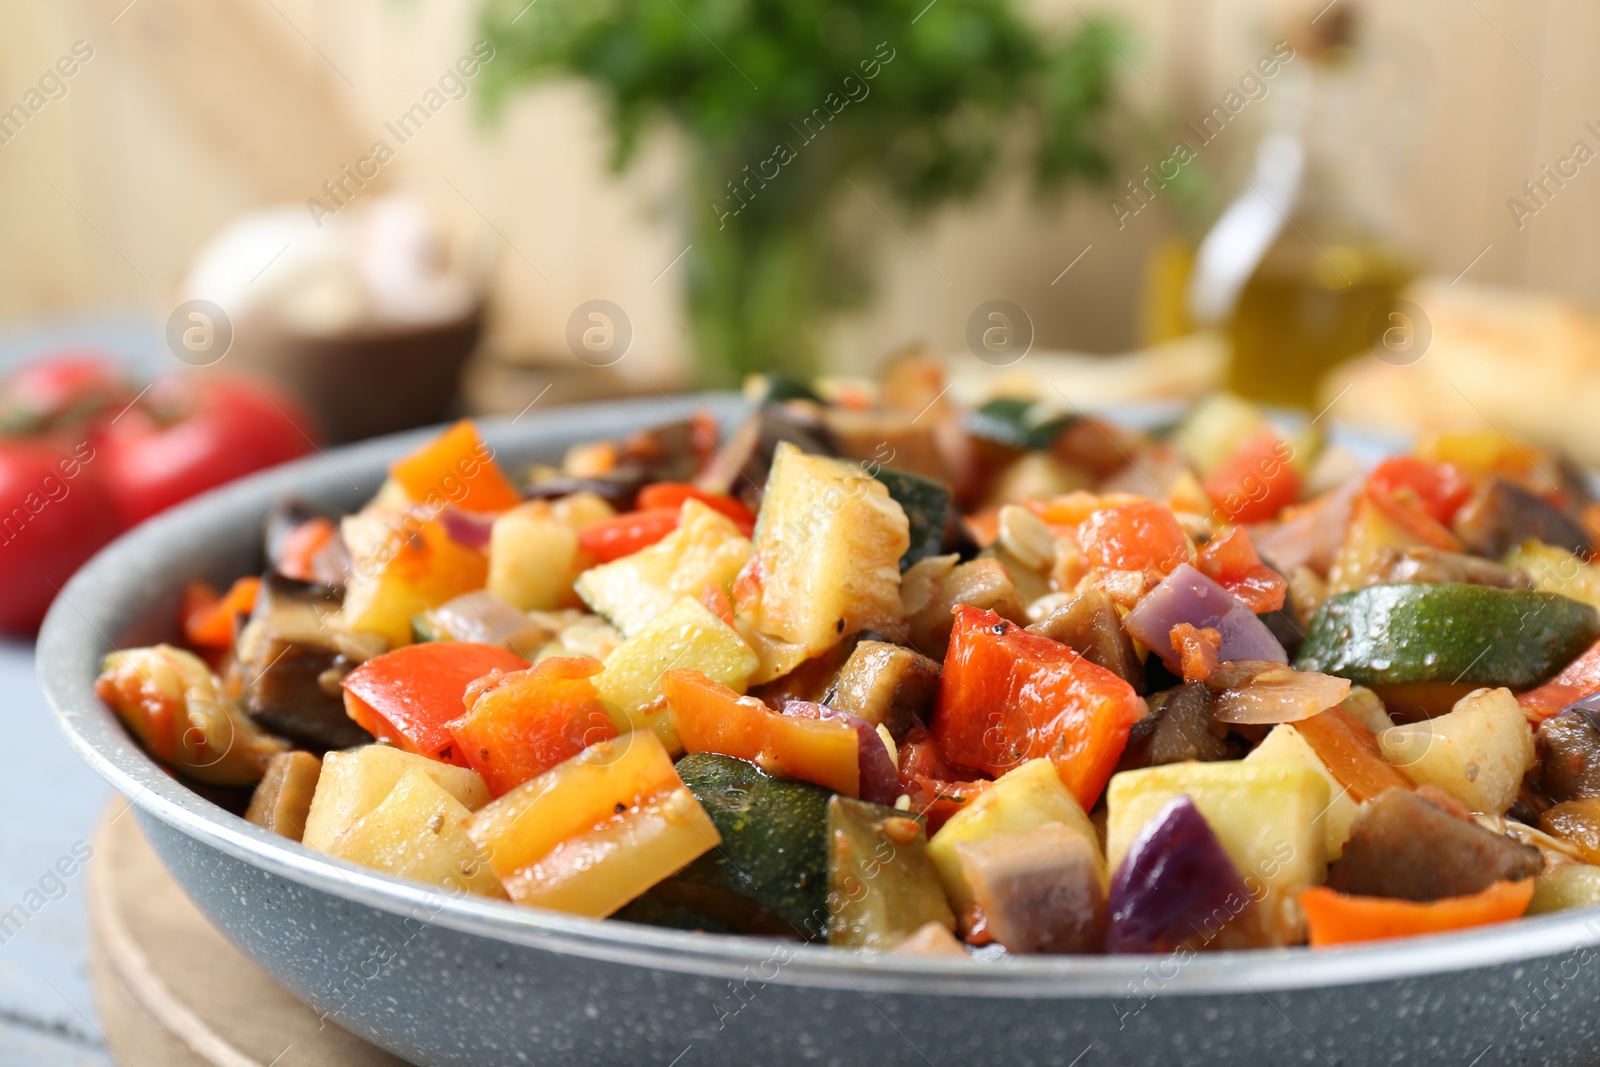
[932,605,1144,810]
[1294,706,1416,801]
[1519,639,1600,724]
[448,656,619,796]
[636,483,756,533]
[661,669,860,795]
[182,576,261,649]
[576,508,682,563]
[342,642,531,764]
[1300,880,1534,947]
[390,420,522,514]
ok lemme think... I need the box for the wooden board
[86,803,406,1067]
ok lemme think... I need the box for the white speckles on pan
[36,395,1600,1065]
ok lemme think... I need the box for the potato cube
[302,745,491,851]
[488,501,581,611]
[324,768,505,898]
[576,500,751,635]
[1246,724,1364,859]
[593,597,758,752]
[1378,687,1534,814]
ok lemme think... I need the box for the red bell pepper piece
[577,508,682,563]
[1194,526,1287,614]
[389,419,522,514]
[1519,639,1600,724]
[931,605,1144,810]
[1203,429,1302,526]
[1365,456,1473,528]
[448,656,618,795]
[1300,880,1533,947]
[636,482,756,534]
[342,642,531,765]
[1078,499,1191,575]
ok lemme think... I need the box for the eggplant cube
[955,823,1105,954]
[827,796,954,951]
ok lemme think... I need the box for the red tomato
[0,354,129,433]
[1204,429,1303,526]
[636,482,757,532]
[931,605,1144,809]
[0,437,119,632]
[100,377,314,529]
[576,508,682,563]
[895,726,989,834]
[1194,526,1287,614]
[1366,456,1473,527]
[448,657,617,795]
[1077,499,1190,574]
[342,642,531,764]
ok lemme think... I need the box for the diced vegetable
[666,753,832,938]
[1245,725,1364,859]
[1376,688,1536,814]
[245,751,322,841]
[1077,499,1190,575]
[340,512,490,647]
[890,921,969,956]
[301,745,491,851]
[900,556,1026,657]
[1365,456,1472,527]
[662,670,860,795]
[420,590,554,655]
[1324,789,1540,900]
[236,574,381,751]
[1539,799,1600,864]
[1194,527,1287,614]
[501,786,721,917]
[1119,683,1231,770]
[1455,479,1593,560]
[1106,795,1250,953]
[965,396,1071,452]
[956,823,1105,954]
[785,701,899,805]
[486,501,581,611]
[1213,666,1350,725]
[1537,710,1600,801]
[95,644,287,786]
[388,419,521,513]
[733,442,910,679]
[635,482,756,529]
[1170,623,1221,682]
[1293,707,1414,801]
[827,796,955,950]
[926,759,1101,937]
[1123,563,1288,672]
[466,730,682,880]
[1106,761,1329,945]
[1172,392,1270,477]
[340,642,531,764]
[1528,863,1600,915]
[932,606,1144,809]
[1325,491,1461,596]
[828,640,942,742]
[1519,640,1600,723]
[322,767,506,899]
[1026,586,1144,694]
[1504,539,1600,611]
[182,576,261,649]
[448,656,618,796]
[575,500,751,635]
[872,468,954,571]
[1297,583,1600,691]
[593,597,759,752]
[576,508,682,564]
[1203,428,1302,526]
[1300,880,1533,947]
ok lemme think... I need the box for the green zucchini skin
[965,398,1073,453]
[1295,583,1600,690]
[668,753,832,940]
[826,796,953,950]
[873,468,953,571]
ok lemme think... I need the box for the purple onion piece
[784,701,901,805]
[440,507,495,550]
[1106,794,1251,954]
[1124,563,1287,671]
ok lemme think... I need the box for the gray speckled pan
[36,395,1600,1066]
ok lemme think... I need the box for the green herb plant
[480,0,1124,385]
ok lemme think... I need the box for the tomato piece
[576,508,681,563]
[896,726,989,834]
[1170,623,1221,683]
[931,605,1144,809]
[182,575,261,649]
[1077,499,1190,575]
[1519,640,1600,724]
[1194,526,1287,613]
[1293,706,1415,801]
[1203,429,1303,526]
[342,642,531,764]
[1366,456,1473,527]
[1300,880,1533,947]
[636,482,756,533]
[661,669,860,795]
[448,657,618,796]
[390,419,521,514]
